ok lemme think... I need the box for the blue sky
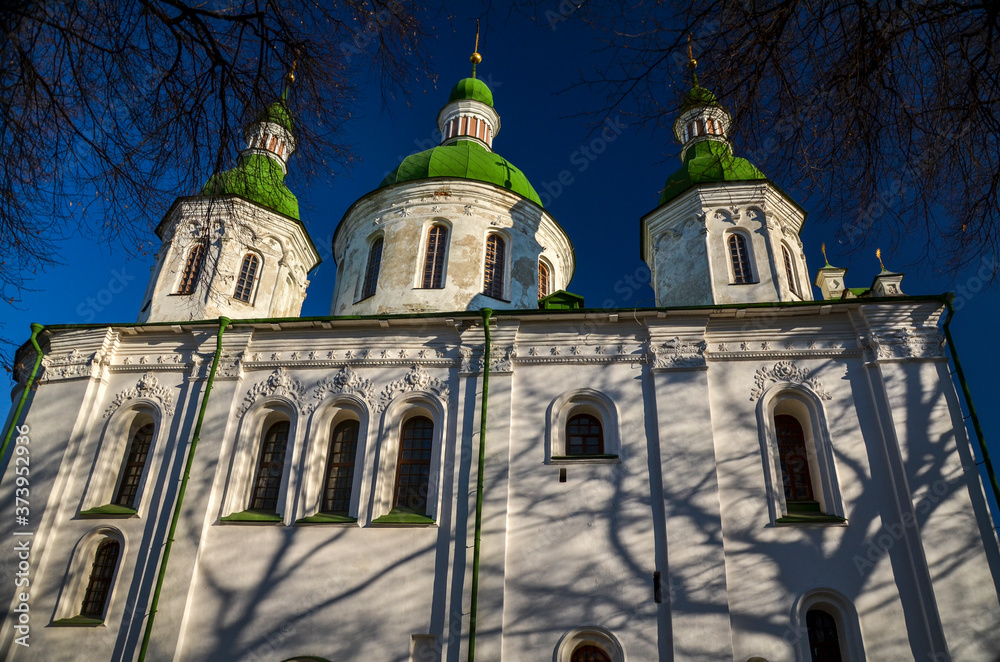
[3,10,998,510]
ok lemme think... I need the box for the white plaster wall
[138,197,321,324]
[331,180,575,315]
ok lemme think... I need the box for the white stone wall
[138,197,321,324]
[331,180,575,315]
[2,302,997,661]
[643,182,813,307]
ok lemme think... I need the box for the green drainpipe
[138,316,231,661]
[943,296,1000,522]
[468,308,492,662]
[0,324,45,485]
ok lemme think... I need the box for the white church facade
[1,56,999,662]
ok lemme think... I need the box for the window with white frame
[361,236,383,299]
[782,244,800,297]
[757,388,845,523]
[483,233,507,299]
[52,528,126,626]
[554,627,626,662]
[221,404,298,523]
[81,405,163,516]
[727,232,755,284]
[795,589,866,662]
[233,252,261,303]
[176,242,206,294]
[422,224,448,289]
[547,389,620,462]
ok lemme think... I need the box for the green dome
[448,78,494,107]
[201,153,300,219]
[379,140,542,206]
[658,140,766,206]
[680,85,719,112]
[259,100,294,133]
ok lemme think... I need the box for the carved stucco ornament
[376,364,449,413]
[239,367,308,415]
[749,361,832,401]
[308,366,373,413]
[104,373,175,418]
[650,336,707,369]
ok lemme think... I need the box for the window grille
[323,420,359,514]
[728,234,753,284]
[567,413,604,455]
[250,421,289,512]
[233,253,260,302]
[393,417,433,513]
[361,238,383,299]
[538,262,550,299]
[776,414,814,502]
[80,540,119,619]
[177,243,206,294]
[807,609,843,662]
[113,423,154,509]
[422,226,448,288]
[483,235,506,299]
[783,245,799,296]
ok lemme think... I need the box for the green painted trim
[295,513,357,525]
[51,615,104,627]
[468,307,493,662]
[0,323,45,489]
[775,513,847,525]
[538,290,586,310]
[944,295,1000,526]
[371,508,436,525]
[550,454,619,461]
[79,504,138,518]
[138,317,231,662]
[279,657,332,662]
[221,509,284,523]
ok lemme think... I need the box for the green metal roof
[201,153,300,219]
[379,140,542,206]
[658,139,767,206]
[680,85,719,112]
[448,77,494,107]
[259,100,294,132]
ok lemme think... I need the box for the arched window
[422,225,448,288]
[538,261,550,299]
[233,253,260,302]
[113,423,154,509]
[776,414,814,504]
[361,237,383,299]
[782,244,799,297]
[483,234,506,299]
[571,645,612,662]
[80,539,119,619]
[807,608,843,662]
[250,420,290,513]
[177,243,206,294]
[728,233,754,284]
[393,416,433,513]
[322,420,359,515]
[567,414,604,455]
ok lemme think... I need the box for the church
[1,46,999,662]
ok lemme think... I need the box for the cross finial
[821,242,830,266]
[470,20,482,78]
[687,34,699,86]
[282,60,297,100]
[876,247,886,271]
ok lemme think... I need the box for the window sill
[220,510,284,524]
[354,293,375,304]
[295,513,358,525]
[550,454,620,465]
[728,281,759,286]
[481,293,511,303]
[371,508,436,526]
[776,503,846,526]
[79,504,138,519]
[51,616,104,627]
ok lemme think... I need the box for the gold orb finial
[470,20,482,77]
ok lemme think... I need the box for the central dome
[378,140,542,207]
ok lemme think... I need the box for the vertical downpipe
[468,308,492,662]
[0,323,46,481]
[138,316,231,661]
[943,296,999,519]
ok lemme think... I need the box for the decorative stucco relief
[749,361,832,401]
[650,336,707,369]
[104,373,175,418]
[375,364,450,413]
[239,367,308,415]
[857,327,945,362]
[308,366,374,413]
